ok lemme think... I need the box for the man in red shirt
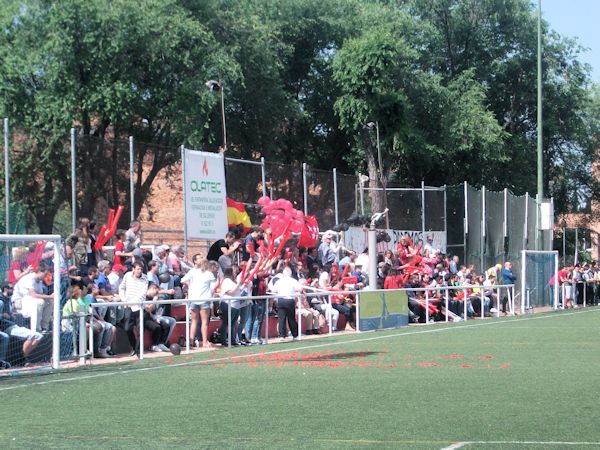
[550,266,571,308]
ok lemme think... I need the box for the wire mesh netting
[424,188,445,231]
[225,159,265,205]
[523,251,557,309]
[265,162,304,212]
[507,194,527,262]
[526,196,537,251]
[337,173,358,225]
[385,189,423,231]
[0,238,70,370]
[485,190,505,269]
[466,185,483,271]
[306,167,337,230]
[445,185,465,260]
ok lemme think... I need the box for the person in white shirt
[11,263,52,332]
[181,255,219,349]
[423,234,439,256]
[218,266,243,346]
[271,267,303,341]
[309,267,339,330]
[118,262,148,356]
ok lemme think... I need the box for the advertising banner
[344,227,446,255]
[183,148,228,240]
[359,290,409,331]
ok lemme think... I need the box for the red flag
[298,216,319,248]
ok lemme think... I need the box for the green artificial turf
[1,308,599,449]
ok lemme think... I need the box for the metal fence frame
[0,234,63,369]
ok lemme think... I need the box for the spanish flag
[227,198,252,232]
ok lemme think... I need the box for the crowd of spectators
[0,219,595,369]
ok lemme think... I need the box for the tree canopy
[0,0,596,232]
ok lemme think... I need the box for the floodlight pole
[536,0,544,251]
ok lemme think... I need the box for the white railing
[81,284,515,364]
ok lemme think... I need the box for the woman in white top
[218,265,243,346]
[181,256,219,349]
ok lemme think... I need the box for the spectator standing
[318,231,336,270]
[242,226,264,262]
[66,218,91,275]
[207,232,241,262]
[124,220,143,258]
[501,261,516,313]
[449,255,460,275]
[271,267,302,341]
[181,256,219,349]
[218,266,244,345]
[118,262,148,356]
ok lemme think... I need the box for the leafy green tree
[0,0,237,232]
[333,4,506,211]
[411,0,598,211]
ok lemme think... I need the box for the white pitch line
[441,442,469,450]
[1,307,597,392]
[442,441,600,448]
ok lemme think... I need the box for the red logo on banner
[202,159,209,176]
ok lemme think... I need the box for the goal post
[0,234,63,370]
[520,250,559,313]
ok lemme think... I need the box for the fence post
[425,290,429,323]
[562,227,566,267]
[503,188,508,239]
[521,249,526,314]
[181,145,188,256]
[139,307,144,359]
[421,180,425,238]
[71,127,76,231]
[78,313,87,365]
[524,193,529,250]
[443,185,447,254]
[129,136,135,222]
[444,288,449,323]
[355,293,360,332]
[227,298,232,348]
[4,118,10,234]
[554,252,559,309]
[185,302,190,353]
[52,241,61,369]
[264,299,269,344]
[359,175,365,215]
[333,168,339,225]
[480,288,485,319]
[302,163,308,216]
[297,299,302,340]
[481,185,486,273]
[463,181,468,265]
[261,157,267,197]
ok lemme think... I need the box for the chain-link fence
[1,129,555,282]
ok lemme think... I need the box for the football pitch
[1,308,599,449]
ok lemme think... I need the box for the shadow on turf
[211,350,383,367]
[291,351,381,361]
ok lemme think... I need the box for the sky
[542,0,600,83]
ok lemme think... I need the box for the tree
[0,0,237,232]
[333,4,506,212]
[410,0,599,210]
